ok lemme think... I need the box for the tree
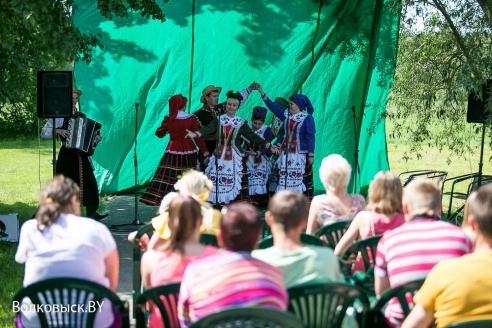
[387,0,492,161]
[0,0,166,135]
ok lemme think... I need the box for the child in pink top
[140,196,219,328]
[334,171,405,272]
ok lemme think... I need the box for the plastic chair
[133,223,155,297]
[371,279,425,325]
[189,306,304,328]
[445,320,492,327]
[314,219,353,249]
[199,233,219,247]
[11,277,129,328]
[134,282,180,328]
[339,235,382,294]
[257,232,328,249]
[288,282,370,328]
[398,170,448,188]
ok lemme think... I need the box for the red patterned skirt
[139,152,198,206]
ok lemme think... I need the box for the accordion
[65,116,102,155]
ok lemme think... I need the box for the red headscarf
[169,94,187,121]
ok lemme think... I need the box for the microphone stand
[51,120,57,177]
[283,112,291,190]
[214,116,221,209]
[112,103,144,228]
[351,106,361,193]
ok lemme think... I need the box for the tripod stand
[112,103,144,229]
[351,106,361,193]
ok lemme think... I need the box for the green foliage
[387,0,492,158]
[0,0,169,137]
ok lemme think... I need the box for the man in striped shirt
[178,203,288,327]
[374,179,473,327]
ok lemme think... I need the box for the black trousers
[56,147,99,218]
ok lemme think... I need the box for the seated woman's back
[316,193,366,225]
[358,211,405,239]
[14,175,119,328]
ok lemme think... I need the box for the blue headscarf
[290,94,314,115]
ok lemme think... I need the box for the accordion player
[65,115,102,156]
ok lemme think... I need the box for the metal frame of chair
[288,282,370,328]
[372,279,425,322]
[313,219,353,249]
[257,232,328,249]
[398,170,448,188]
[11,277,129,328]
[134,282,181,328]
[339,235,382,294]
[189,306,305,328]
[441,173,492,220]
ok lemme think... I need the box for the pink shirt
[375,218,472,327]
[149,246,218,328]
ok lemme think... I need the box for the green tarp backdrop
[72,0,399,195]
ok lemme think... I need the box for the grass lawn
[0,132,490,327]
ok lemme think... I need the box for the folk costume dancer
[256,84,315,197]
[40,88,106,220]
[267,97,290,195]
[244,106,273,209]
[186,91,278,205]
[140,95,209,206]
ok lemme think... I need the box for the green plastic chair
[199,233,219,247]
[314,219,353,249]
[11,277,129,328]
[133,223,155,298]
[288,282,370,328]
[189,306,304,328]
[445,320,492,328]
[134,282,181,328]
[371,279,425,326]
[257,232,328,249]
[339,235,382,294]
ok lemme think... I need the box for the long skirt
[140,152,198,206]
[205,149,249,205]
[275,150,307,193]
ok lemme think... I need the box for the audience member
[375,179,473,327]
[15,175,119,328]
[128,170,221,250]
[178,203,287,327]
[461,191,478,243]
[141,196,219,328]
[307,154,366,234]
[334,171,405,265]
[252,190,342,287]
[402,183,492,328]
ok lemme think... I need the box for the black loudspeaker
[37,71,73,118]
[467,79,491,123]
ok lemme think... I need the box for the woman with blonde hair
[140,196,219,328]
[15,175,119,328]
[334,171,405,256]
[306,154,366,234]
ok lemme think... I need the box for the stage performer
[192,83,257,157]
[140,95,209,206]
[40,88,107,220]
[267,97,290,194]
[185,91,278,205]
[254,83,315,197]
[243,106,273,208]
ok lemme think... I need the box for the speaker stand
[51,122,57,177]
[477,121,486,187]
